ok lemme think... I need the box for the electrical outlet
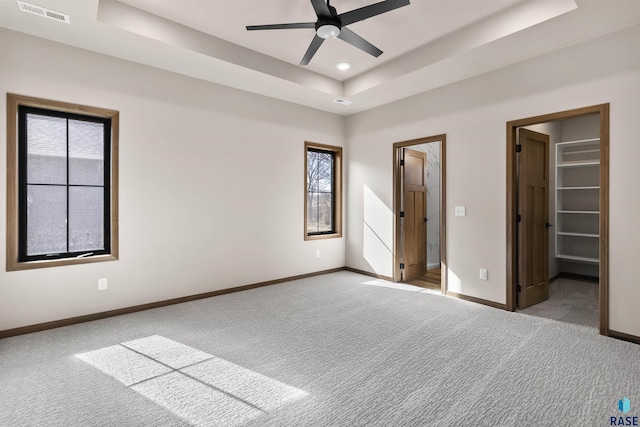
[479,269,488,281]
[98,278,108,290]
[455,206,466,216]
[315,249,320,258]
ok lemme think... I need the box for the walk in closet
[551,114,600,279]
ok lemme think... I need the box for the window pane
[307,149,336,235]
[27,185,67,255]
[307,191,318,233]
[307,191,333,233]
[69,186,104,252]
[307,151,319,192]
[317,192,333,232]
[317,152,333,193]
[69,119,105,186]
[307,150,334,193]
[27,114,67,185]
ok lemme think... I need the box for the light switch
[455,206,466,217]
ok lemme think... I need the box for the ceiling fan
[246,0,410,66]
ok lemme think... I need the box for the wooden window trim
[6,94,119,271]
[304,141,342,241]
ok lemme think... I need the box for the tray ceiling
[1,0,640,115]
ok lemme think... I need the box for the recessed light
[336,62,351,71]
[334,98,353,106]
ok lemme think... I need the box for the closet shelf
[556,254,599,263]
[563,149,599,155]
[556,138,600,146]
[555,138,600,265]
[557,232,599,238]
[557,186,599,190]
[557,161,600,168]
[557,210,599,214]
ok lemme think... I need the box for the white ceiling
[1,0,640,115]
[117,0,525,80]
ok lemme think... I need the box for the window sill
[305,232,342,241]
[7,254,118,272]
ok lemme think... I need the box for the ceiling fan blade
[300,35,325,65]
[246,22,315,31]
[338,0,410,26]
[337,27,382,57]
[310,0,331,17]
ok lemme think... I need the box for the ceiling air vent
[17,1,70,24]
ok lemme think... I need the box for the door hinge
[400,263,405,269]
[424,217,427,222]
[516,145,522,153]
[516,214,522,223]
[400,159,404,166]
[400,211,405,217]
[516,284,522,293]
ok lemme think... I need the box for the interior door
[402,148,427,281]
[517,128,550,309]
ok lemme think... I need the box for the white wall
[0,30,345,331]
[345,25,640,337]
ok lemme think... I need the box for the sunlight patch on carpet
[75,344,172,386]
[361,279,423,292]
[183,358,308,411]
[76,336,308,426]
[419,288,443,296]
[132,371,263,427]
[122,335,213,369]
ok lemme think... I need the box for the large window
[304,142,342,240]
[7,94,119,270]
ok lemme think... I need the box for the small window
[7,94,119,270]
[304,142,342,240]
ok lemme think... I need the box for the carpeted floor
[0,271,638,426]
[519,277,600,330]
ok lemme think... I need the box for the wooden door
[402,148,427,281]
[517,128,550,309]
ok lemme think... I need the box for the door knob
[545,223,554,228]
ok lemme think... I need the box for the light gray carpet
[519,277,600,329]
[0,271,638,426]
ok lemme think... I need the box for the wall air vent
[17,1,70,24]
[334,98,353,106]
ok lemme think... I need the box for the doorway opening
[506,104,609,335]
[393,135,446,294]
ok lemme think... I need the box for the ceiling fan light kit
[316,22,340,39]
[246,0,410,66]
